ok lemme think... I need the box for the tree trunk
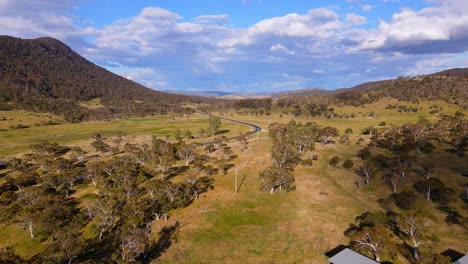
[28,221,34,239]
[413,247,419,260]
[375,253,381,262]
[99,228,105,240]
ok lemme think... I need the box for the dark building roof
[328,248,379,264]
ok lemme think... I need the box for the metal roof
[455,255,468,264]
[328,248,379,264]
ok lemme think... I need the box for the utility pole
[235,168,238,195]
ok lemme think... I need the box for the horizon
[1,0,467,92]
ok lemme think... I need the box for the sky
[1,0,467,92]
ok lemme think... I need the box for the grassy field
[154,100,467,264]
[0,112,250,157]
[0,99,466,263]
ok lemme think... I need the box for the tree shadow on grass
[215,129,229,135]
[165,166,190,180]
[80,234,119,263]
[143,223,180,263]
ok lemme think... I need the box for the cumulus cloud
[0,1,466,91]
[194,14,229,25]
[0,0,93,47]
[220,8,342,48]
[356,2,468,54]
[346,13,367,26]
[270,44,295,55]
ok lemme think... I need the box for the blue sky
[1,0,467,92]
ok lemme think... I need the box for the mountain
[0,36,210,122]
[165,88,331,99]
[432,67,468,77]
[164,90,236,97]
[331,69,468,106]
[270,88,331,98]
[275,68,468,109]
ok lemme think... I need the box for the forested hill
[0,36,210,122]
[276,68,467,110]
[333,70,468,107]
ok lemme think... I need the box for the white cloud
[0,0,92,46]
[346,13,367,26]
[355,2,468,54]
[1,1,466,91]
[220,8,342,48]
[195,14,229,24]
[362,5,373,11]
[117,67,167,89]
[270,44,295,55]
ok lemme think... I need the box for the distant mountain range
[164,88,332,98]
[0,35,466,121]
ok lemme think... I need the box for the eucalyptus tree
[396,213,430,260]
[259,166,295,193]
[208,116,221,136]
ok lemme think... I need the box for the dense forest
[0,36,218,122]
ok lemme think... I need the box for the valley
[1,95,466,263]
[0,35,466,264]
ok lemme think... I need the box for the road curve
[195,111,262,145]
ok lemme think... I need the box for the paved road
[195,111,262,145]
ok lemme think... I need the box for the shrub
[342,159,354,169]
[432,187,457,207]
[356,138,365,145]
[301,159,313,167]
[394,191,419,210]
[10,123,29,129]
[329,156,340,166]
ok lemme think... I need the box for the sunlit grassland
[0,110,63,130]
[0,224,47,260]
[0,112,250,157]
[156,135,374,263]
[156,100,467,263]
[0,100,466,263]
[78,98,105,109]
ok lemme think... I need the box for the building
[328,248,379,264]
[0,161,9,170]
[454,255,468,264]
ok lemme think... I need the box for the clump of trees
[259,120,339,193]
[0,135,221,262]
[341,112,468,262]
[345,211,450,263]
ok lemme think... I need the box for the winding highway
[195,111,262,144]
